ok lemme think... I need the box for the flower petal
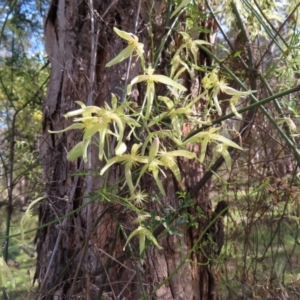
[48,123,85,133]
[113,27,136,42]
[67,139,90,162]
[106,46,135,67]
[153,75,187,91]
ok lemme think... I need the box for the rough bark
[36,1,218,299]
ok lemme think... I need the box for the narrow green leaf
[170,0,190,18]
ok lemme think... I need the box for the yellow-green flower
[106,27,144,67]
[170,54,191,79]
[49,95,139,162]
[138,138,196,195]
[209,144,232,171]
[123,225,163,264]
[149,96,193,138]
[183,127,244,162]
[49,101,99,162]
[131,66,187,119]
[128,190,148,207]
[100,143,147,195]
[158,147,196,188]
[277,117,297,133]
[174,32,211,65]
[202,69,255,116]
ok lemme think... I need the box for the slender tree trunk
[36,1,218,299]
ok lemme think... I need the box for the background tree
[0,0,49,298]
[32,0,300,299]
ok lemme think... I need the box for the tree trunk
[36,1,218,299]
